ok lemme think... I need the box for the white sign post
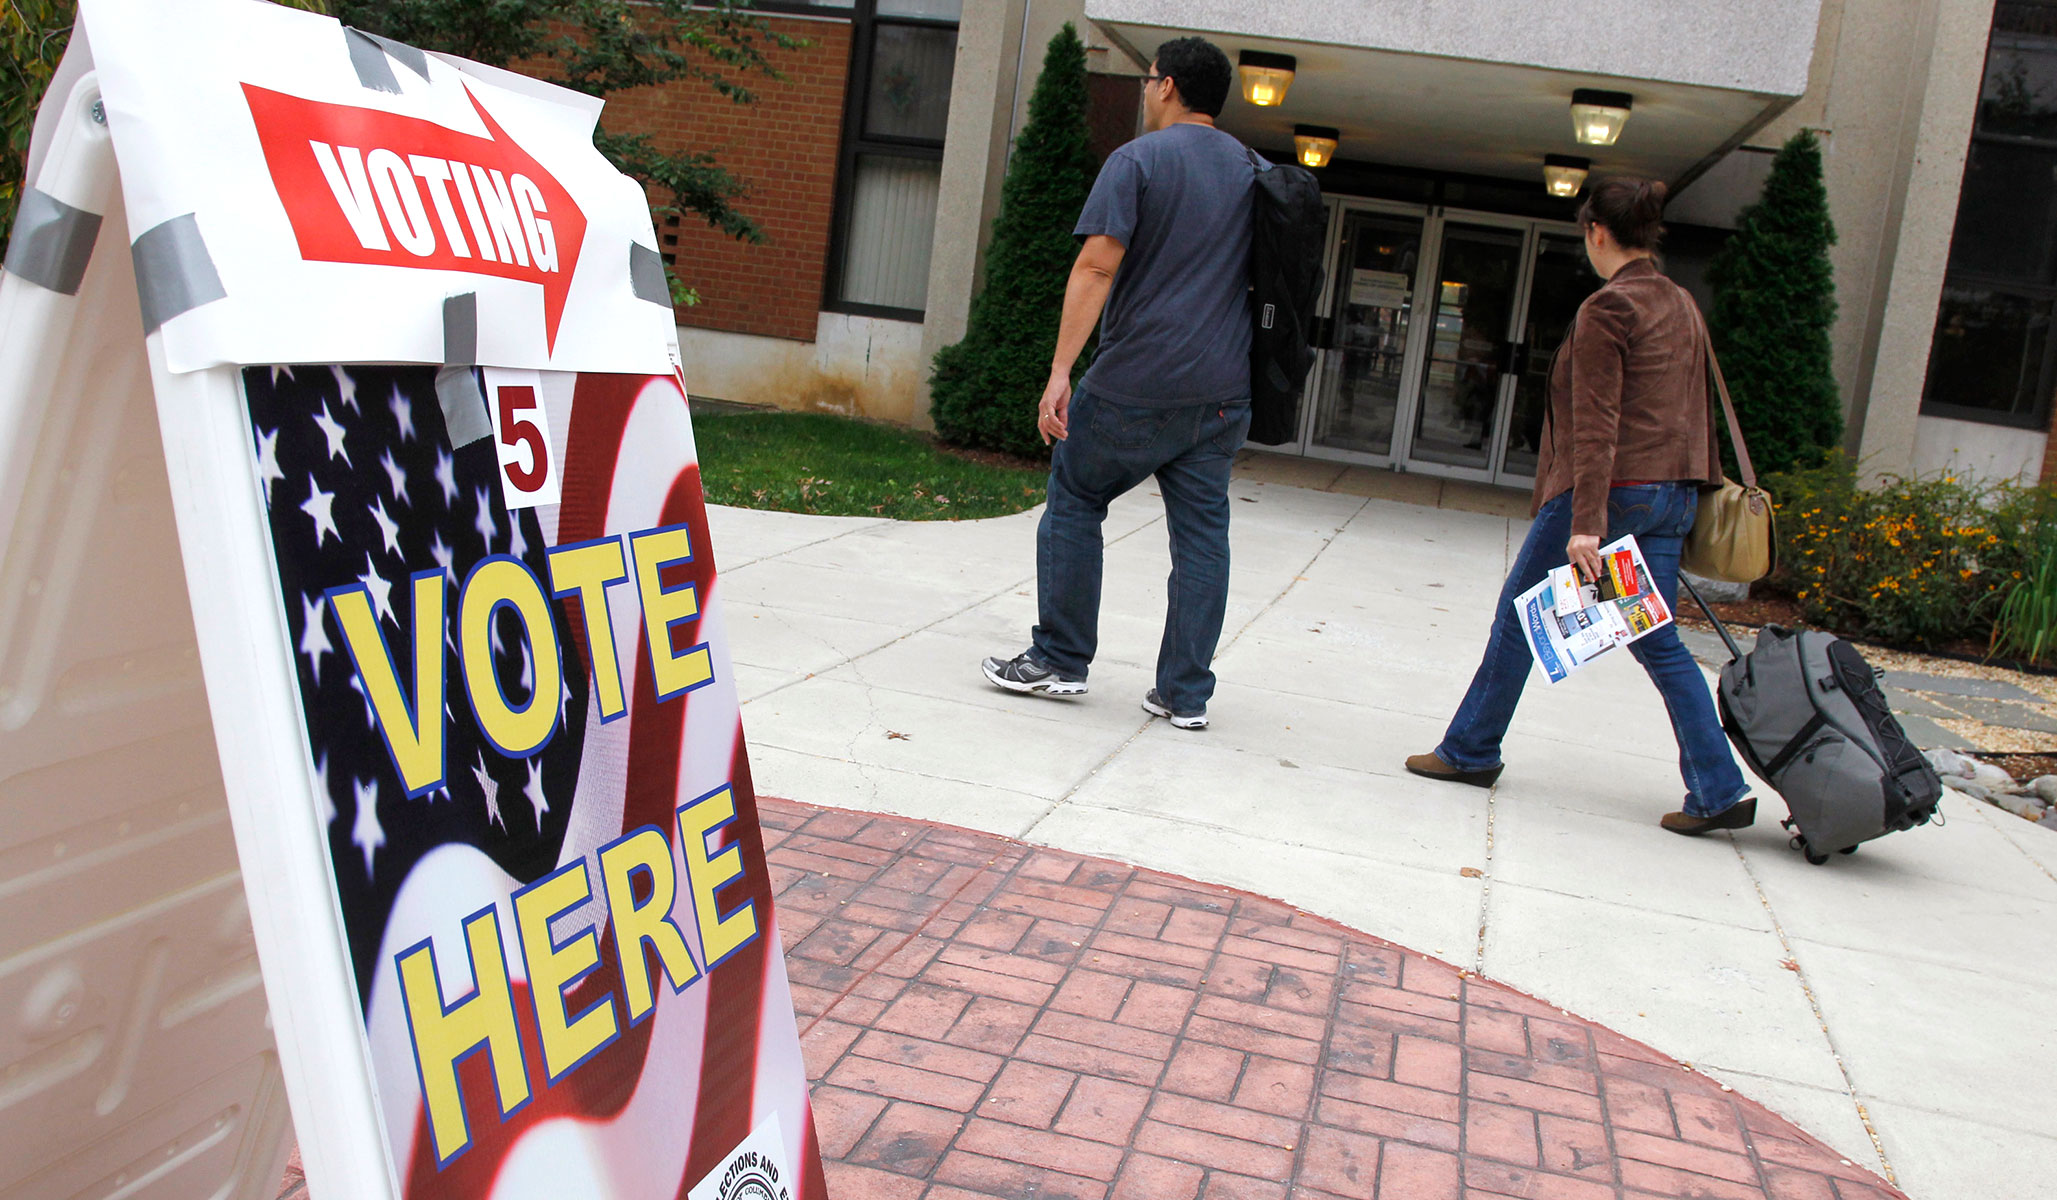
[1,3,823,1198]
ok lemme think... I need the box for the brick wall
[601,16,852,343]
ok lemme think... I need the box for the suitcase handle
[1679,574,1744,662]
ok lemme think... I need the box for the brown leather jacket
[1531,257,1721,536]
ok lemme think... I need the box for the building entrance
[1293,199,1598,488]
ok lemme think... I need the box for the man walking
[981,36,1253,731]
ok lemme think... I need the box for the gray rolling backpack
[1682,580,1943,863]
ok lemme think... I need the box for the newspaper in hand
[1514,535,1674,684]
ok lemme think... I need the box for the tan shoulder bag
[1683,311,1777,583]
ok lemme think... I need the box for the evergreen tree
[1706,129,1844,477]
[930,23,1098,457]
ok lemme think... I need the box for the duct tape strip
[132,214,227,334]
[629,243,670,306]
[344,27,402,94]
[437,293,490,446]
[364,31,433,82]
[436,367,491,447]
[443,292,477,366]
[4,187,102,295]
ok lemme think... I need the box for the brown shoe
[1404,751,1503,788]
[1660,797,1757,836]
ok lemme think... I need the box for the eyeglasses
[1141,72,1168,86]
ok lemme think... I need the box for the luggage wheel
[1838,845,1858,855]
[1791,833,1830,865]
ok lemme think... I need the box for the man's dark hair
[1153,37,1232,118]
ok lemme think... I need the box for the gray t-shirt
[1074,123,1254,407]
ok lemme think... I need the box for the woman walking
[1404,178,1755,835]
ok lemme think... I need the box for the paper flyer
[1515,535,1673,684]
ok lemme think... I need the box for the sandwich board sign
[0,1,827,1197]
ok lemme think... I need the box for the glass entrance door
[1499,231,1600,481]
[1408,223,1525,471]
[1291,207,1597,486]
[1306,208,1427,459]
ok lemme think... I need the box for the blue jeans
[1031,388,1253,713]
[1436,482,1750,817]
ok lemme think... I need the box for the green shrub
[929,23,1097,458]
[1992,540,2057,664]
[1766,456,2056,646]
[1707,130,1844,477]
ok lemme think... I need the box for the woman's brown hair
[1577,177,1668,251]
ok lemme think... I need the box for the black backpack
[1245,148,1326,445]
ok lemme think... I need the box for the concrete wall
[1084,0,1820,96]
[1912,415,2050,484]
[680,313,928,424]
[1737,0,1998,480]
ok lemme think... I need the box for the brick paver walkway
[276,797,1910,1199]
[761,799,1905,1200]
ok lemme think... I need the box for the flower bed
[1765,458,2057,649]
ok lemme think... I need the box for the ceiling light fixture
[1543,154,1592,198]
[1237,50,1297,107]
[1294,125,1339,169]
[1571,88,1634,146]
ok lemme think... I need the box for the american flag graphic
[243,364,824,1199]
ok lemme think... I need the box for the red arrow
[243,81,589,354]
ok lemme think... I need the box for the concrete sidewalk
[712,459,2057,1200]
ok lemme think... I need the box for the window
[824,0,960,317]
[1924,2,2057,427]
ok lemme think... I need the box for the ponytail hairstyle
[1577,177,1668,251]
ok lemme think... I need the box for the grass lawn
[692,411,1047,520]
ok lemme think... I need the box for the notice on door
[1350,269,1411,310]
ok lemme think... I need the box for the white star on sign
[360,553,396,626]
[435,448,458,508]
[522,756,550,831]
[370,497,403,558]
[474,752,504,830]
[351,777,384,877]
[254,426,285,505]
[508,513,527,561]
[430,530,456,585]
[270,365,297,385]
[299,592,332,683]
[380,448,409,506]
[390,385,415,442]
[331,365,360,414]
[312,401,351,468]
[473,487,498,551]
[300,479,340,547]
[312,751,336,826]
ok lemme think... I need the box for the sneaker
[1141,689,1208,730]
[982,651,1087,696]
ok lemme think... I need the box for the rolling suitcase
[1680,578,1943,863]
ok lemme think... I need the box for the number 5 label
[483,368,561,509]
